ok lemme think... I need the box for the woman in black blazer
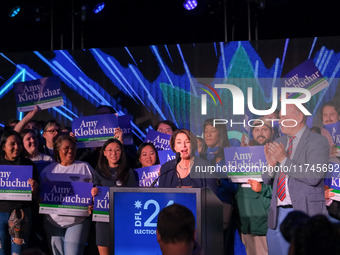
[158,129,212,188]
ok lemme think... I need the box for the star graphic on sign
[134,200,142,209]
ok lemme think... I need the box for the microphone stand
[151,152,181,187]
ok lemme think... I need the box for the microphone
[175,152,182,188]
[151,152,181,187]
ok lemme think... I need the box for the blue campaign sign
[144,129,171,151]
[0,165,33,201]
[283,59,329,98]
[72,114,132,148]
[224,146,266,182]
[40,181,92,206]
[157,150,176,165]
[324,121,340,148]
[0,165,32,191]
[324,163,340,201]
[14,76,63,112]
[93,186,110,222]
[112,190,198,255]
[135,165,161,187]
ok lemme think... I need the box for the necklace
[178,164,189,170]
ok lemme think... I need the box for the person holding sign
[0,130,38,255]
[91,138,138,255]
[158,129,210,188]
[41,120,62,157]
[155,120,178,135]
[20,129,54,174]
[40,135,93,255]
[320,101,340,158]
[236,118,274,255]
[320,101,340,222]
[135,143,160,168]
[262,104,329,255]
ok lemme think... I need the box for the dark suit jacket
[158,156,210,188]
[262,127,329,229]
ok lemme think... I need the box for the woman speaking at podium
[158,129,211,188]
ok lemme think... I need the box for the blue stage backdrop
[0,37,340,144]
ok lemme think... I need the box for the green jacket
[235,184,272,236]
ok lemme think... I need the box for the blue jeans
[44,217,90,255]
[0,208,31,255]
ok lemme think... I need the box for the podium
[109,187,223,255]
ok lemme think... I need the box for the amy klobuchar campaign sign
[39,181,93,217]
[0,165,33,201]
[72,114,132,148]
[144,129,171,151]
[324,162,340,202]
[283,59,329,99]
[224,146,266,183]
[14,76,64,112]
[324,121,340,154]
[134,164,161,187]
[92,186,110,222]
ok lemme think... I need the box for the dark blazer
[159,156,211,188]
[262,127,329,229]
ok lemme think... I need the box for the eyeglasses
[104,149,121,154]
[157,128,172,134]
[44,129,60,134]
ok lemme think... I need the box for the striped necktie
[277,136,295,201]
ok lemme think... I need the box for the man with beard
[236,118,274,255]
[320,101,340,222]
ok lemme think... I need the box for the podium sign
[109,188,201,255]
[109,187,223,255]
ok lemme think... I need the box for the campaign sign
[14,76,64,112]
[324,122,340,150]
[135,165,161,187]
[112,190,197,255]
[157,150,176,165]
[39,181,92,216]
[119,115,133,145]
[93,186,109,222]
[283,59,329,99]
[72,114,132,148]
[144,130,171,151]
[224,146,266,183]
[0,165,32,201]
[324,163,340,202]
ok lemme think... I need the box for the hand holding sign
[114,127,123,143]
[247,179,262,193]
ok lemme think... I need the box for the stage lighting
[9,6,21,17]
[93,2,105,14]
[183,0,198,10]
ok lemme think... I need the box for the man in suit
[262,104,329,255]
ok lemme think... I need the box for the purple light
[183,0,198,10]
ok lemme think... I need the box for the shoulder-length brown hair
[170,129,197,157]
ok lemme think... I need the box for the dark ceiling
[0,0,339,53]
